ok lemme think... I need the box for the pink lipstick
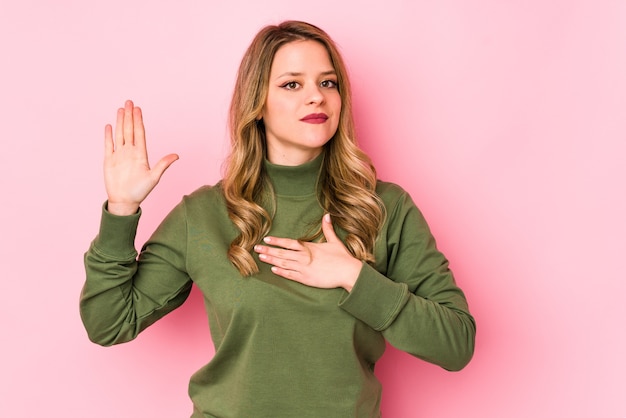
[300,113,328,124]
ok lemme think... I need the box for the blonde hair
[223,20,385,276]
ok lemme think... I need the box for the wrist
[341,260,363,292]
[106,201,140,216]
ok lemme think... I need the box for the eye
[280,81,300,90]
[320,79,338,89]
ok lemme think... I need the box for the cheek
[265,92,285,114]
[330,93,342,114]
[266,98,292,123]
[331,95,342,124]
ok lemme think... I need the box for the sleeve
[338,188,476,371]
[79,201,193,347]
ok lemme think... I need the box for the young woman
[80,20,476,417]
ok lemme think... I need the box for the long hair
[223,20,385,276]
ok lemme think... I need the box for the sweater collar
[264,152,324,197]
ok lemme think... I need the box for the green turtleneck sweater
[80,155,475,417]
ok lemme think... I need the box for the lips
[300,113,328,124]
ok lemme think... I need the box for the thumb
[151,153,179,181]
[322,213,339,243]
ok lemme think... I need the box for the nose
[305,84,325,105]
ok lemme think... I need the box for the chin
[303,131,335,146]
[304,139,333,150]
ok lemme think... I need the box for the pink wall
[1,1,624,417]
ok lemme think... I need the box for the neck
[266,146,323,166]
[264,152,324,196]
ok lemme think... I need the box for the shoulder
[375,180,430,227]
[376,180,407,198]
[151,182,232,242]
[375,180,415,209]
[182,182,225,205]
[166,182,228,221]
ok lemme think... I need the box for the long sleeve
[339,183,476,371]
[80,202,193,346]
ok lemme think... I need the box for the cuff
[92,201,142,258]
[338,263,410,331]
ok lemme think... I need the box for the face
[261,40,341,165]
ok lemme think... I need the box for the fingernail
[324,214,331,223]
[263,237,271,243]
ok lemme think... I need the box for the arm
[80,202,192,346]
[79,100,187,346]
[255,185,475,370]
[338,187,476,371]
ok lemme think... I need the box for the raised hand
[104,100,179,216]
[254,214,363,292]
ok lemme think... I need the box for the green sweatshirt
[80,154,475,417]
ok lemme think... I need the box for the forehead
[270,40,334,75]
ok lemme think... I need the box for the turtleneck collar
[263,152,324,197]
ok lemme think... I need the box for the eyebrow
[274,70,337,79]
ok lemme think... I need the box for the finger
[321,213,339,243]
[263,236,303,251]
[123,100,134,145]
[114,107,124,147]
[104,124,114,156]
[151,154,180,180]
[258,253,298,271]
[270,266,302,282]
[133,106,146,153]
[256,245,303,264]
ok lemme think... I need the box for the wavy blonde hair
[223,20,385,276]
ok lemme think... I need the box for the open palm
[104,100,179,216]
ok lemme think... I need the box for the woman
[80,20,475,417]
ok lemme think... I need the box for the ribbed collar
[264,152,324,197]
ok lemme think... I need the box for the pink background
[1,1,624,417]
